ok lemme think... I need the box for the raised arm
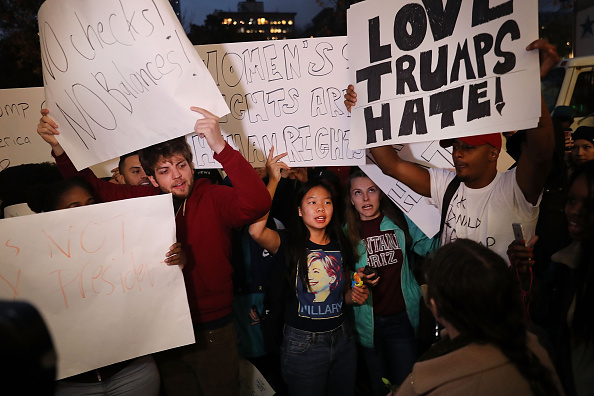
[36,109,159,201]
[515,39,560,205]
[191,107,227,154]
[247,147,288,255]
[344,85,431,197]
[37,108,65,156]
[189,107,270,228]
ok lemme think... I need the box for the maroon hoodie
[54,143,271,325]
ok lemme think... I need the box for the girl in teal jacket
[345,170,438,395]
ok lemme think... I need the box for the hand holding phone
[363,265,379,281]
[512,223,525,245]
[508,223,536,273]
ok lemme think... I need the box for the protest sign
[347,0,540,149]
[192,36,365,168]
[0,87,118,179]
[0,87,52,172]
[239,358,276,396]
[0,194,194,379]
[38,0,228,171]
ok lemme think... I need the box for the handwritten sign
[0,87,119,178]
[191,36,365,168]
[347,0,540,149]
[239,358,276,396]
[38,0,229,171]
[0,194,194,379]
[0,87,52,172]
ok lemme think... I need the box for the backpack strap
[439,176,461,239]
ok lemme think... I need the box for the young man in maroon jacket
[38,107,272,396]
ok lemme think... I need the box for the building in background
[207,0,296,41]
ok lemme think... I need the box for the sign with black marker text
[192,37,365,168]
[38,0,228,170]
[347,0,540,149]
[0,88,51,172]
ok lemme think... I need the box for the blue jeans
[362,311,417,396]
[55,355,160,396]
[281,323,356,396]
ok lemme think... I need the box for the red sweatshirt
[54,143,271,325]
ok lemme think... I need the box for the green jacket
[350,215,438,348]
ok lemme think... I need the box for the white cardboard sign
[191,36,365,168]
[0,194,194,379]
[347,0,540,149]
[0,87,52,172]
[239,358,276,396]
[0,87,119,178]
[38,0,229,171]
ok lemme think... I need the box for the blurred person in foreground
[393,239,563,396]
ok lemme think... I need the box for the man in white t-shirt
[429,133,538,262]
[344,39,559,264]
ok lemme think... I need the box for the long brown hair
[427,239,560,396]
[345,169,412,254]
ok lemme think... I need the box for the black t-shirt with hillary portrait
[282,238,346,332]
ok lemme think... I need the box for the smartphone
[512,223,525,245]
[363,265,379,281]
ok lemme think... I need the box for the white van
[542,55,594,129]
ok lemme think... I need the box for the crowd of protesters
[1,23,593,396]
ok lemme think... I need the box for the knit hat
[440,133,502,151]
[571,126,594,144]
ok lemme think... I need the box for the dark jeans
[280,322,356,396]
[362,311,417,396]
[154,321,239,396]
